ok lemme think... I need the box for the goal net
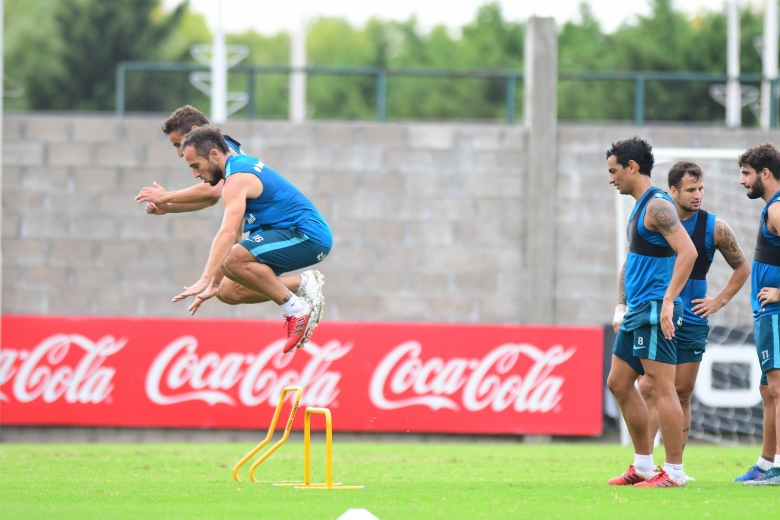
[614,147,764,446]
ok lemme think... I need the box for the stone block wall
[2,114,527,323]
[5,114,773,326]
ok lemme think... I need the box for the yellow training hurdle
[232,385,302,483]
[274,407,364,490]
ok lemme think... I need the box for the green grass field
[1,442,777,519]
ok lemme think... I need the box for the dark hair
[606,137,654,176]
[739,143,780,180]
[668,161,703,190]
[162,105,210,135]
[180,125,229,158]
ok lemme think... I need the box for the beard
[206,162,224,186]
[747,176,765,199]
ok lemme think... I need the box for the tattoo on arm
[618,262,627,305]
[715,219,747,269]
[648,199,681,236]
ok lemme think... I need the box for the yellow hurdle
[232,385,303,483]
[274,407,363,490]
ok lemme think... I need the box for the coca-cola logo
[0,334,125,404]
[144,336,352,408]
[369,342,575,413]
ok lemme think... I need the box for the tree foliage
[3,0,775,123]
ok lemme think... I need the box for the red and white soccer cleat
[282,307,312,354]
[633,468,686,488]
[607,465,657,486]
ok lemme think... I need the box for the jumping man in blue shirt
[134,106,326,333]
[172,125,333,354]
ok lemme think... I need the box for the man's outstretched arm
[172,176,249,305]
[145,199,219,215]
[136,180,223,206]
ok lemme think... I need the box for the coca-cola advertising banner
[0,316,603,436]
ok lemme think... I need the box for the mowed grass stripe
[0,443,775,519]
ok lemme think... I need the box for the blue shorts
[755,314,780,386]
[612,300,682,376]
[675,320,709,364]
[239,227,331,275]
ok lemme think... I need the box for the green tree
[24,0,188,110]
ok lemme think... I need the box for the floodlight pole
[211,0,228,123]
[290,16,307,123]
[762,0,778,129]
[726,0,742,128]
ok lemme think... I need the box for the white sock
[757,456,774,471]
[634,453,654,473]
[280,293,306,316]
[664,462,684,480]
[774,454,780,468]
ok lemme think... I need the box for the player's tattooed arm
[618,261,627,306]
[650,197,696,339]
[715,219,747,269]
[647,198,681,236]
[693,218,750,317]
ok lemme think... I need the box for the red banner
[0,316,603,435]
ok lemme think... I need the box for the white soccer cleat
[297,270,325,325]
[295,270,325,349]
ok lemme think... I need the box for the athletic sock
[663,462,684,480]
[280,294,306,316]
[634,454,654,473]
[758,456,774,471]
[773,454,780,469]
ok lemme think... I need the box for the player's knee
[676,385,693,407]
[761,384,774,406]
[216,286,238,305]
[638,377,652,401]
[607,372,631,396]
[767,380,780,401]
[222,246,247,277]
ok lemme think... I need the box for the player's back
[225,154,332,247]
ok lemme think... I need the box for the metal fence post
[246,68,255,120]
[376,70,387,122]
[634,74,645,127]
[505,75,517,124]
[115,63,126,118]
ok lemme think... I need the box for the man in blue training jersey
[605,137,697,488]
[134,105,326,328]
[634,161,748,477]
[734,143,780,485]
[172,125,333,354]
